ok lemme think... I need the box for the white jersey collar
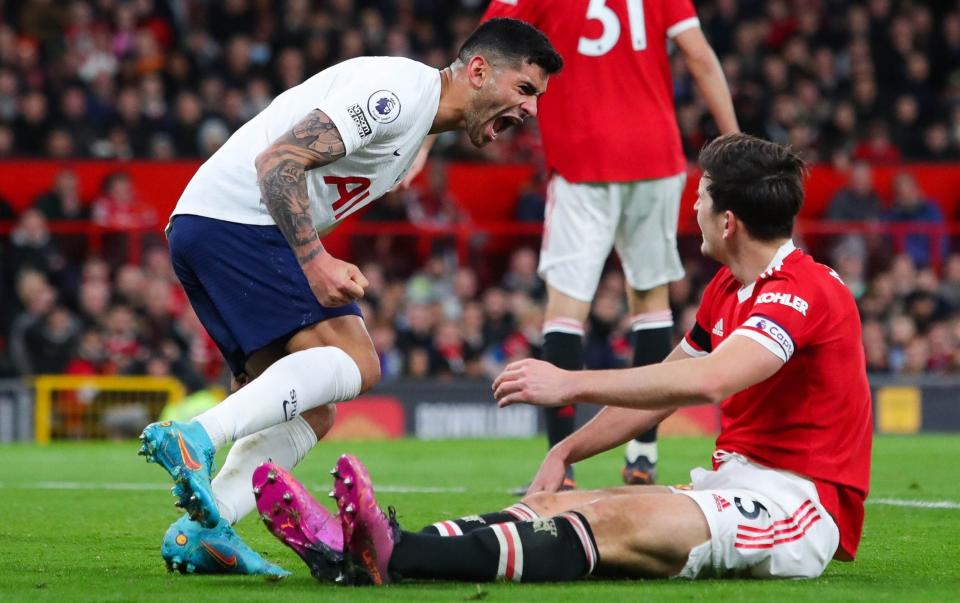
[736,240,797,303]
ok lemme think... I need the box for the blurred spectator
[584,290,628,371]
[102,304,143,374]
[884,172,947,267]
[501,247,545,302]
[114,264,148,308]
[24,305,82,374]
[371,324,403,382]
[32,169,89,221]
[65,329,107,375]
[91,171,157,229]
[12,91,49,156]
[8,271,57,375]
[407,161,464,226]
[76,278,111,328]
[826,162,883,222]
[0,194,16,220]
[853,122,902,164]
[919,122,958,161]
[938,254,960,309]
[7,209,66,283]
[481,287,515,350]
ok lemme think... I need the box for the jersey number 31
[579,0,647,56]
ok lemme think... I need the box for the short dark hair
[698,133,805,241]
[458,18,563,75]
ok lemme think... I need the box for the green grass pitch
[1,435,958,601]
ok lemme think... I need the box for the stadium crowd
[3,0,960,382]
[3,184,960,382]
[3,0,960,163]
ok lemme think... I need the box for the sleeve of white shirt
[313,59,427,156]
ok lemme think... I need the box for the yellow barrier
[34,375,186,444]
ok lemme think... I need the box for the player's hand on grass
[302,251,368,306]
[493,358,575,408]
[526,448,568,494]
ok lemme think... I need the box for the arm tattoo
[256,109,347,264]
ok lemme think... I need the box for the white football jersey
[170,56,441,231]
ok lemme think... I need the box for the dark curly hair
[458,18,563,75]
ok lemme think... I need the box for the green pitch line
[0,435,958,602]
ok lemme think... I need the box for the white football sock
[194,346,361,449]
[212,415,318,525]
[625,439,658,464]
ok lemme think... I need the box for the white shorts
[672,451,839,580]
[538,173,686,302]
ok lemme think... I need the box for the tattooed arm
[255,109,368,306]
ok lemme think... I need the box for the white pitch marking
[0,481,469,494]
[0,481,165,491]
[0,481,957,509]
[868,498,960,510]
[313,484,467,494]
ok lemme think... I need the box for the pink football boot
[330,454,399,585]
[252,463,346,582]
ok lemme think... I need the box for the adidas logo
[712,319,724,337]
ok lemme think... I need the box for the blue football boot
[138,421,220,527]
[162,514,290,577]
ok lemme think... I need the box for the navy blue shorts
[168,215,361,376]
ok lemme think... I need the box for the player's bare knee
[301,404,336,438]
[520,490,559,515]
[347,344,380,393]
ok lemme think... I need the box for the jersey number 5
[325,176,371,218]
[579,0,647,56]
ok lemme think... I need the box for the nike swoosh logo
[177,432,203,471]
[201,542,238,567]
[392,150,400,156]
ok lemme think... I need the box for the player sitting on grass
[253,134,872,583]
[136,18,561,576]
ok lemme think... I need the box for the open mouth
[492,114,522,136]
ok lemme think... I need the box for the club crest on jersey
[755,291,809,316]
[368,90,401,123]
[347,104,371,138]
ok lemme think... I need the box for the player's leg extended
[396,491,705,582]
[616,174,686,485]
[209,315,380,526]
[420,485,669,535]
[537,175,616,486]
[334,456,705,584]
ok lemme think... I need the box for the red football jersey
[681,242,873,561]
[482,0,698,182]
